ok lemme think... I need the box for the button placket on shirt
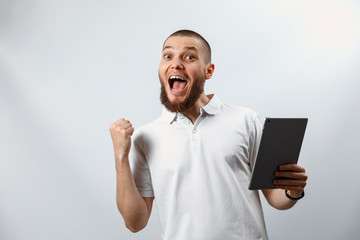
[192,128,200,141]
[191,110,206,142]
[176,112,202,142]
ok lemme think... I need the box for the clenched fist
[109,118,134,162]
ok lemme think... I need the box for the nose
[170,60,184,70]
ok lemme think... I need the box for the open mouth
[168,75,188,92]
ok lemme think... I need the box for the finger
[122,122,132,129]
[110,119,127,128]
[121,125,134,136]
[128,127,134,136]
[273,179,307,187]
[113,118,125,124]
[278,164,305,172]
[113,118,129,124]
[275,171,308,181]
[118,119,131,126]
[109,122,130,133]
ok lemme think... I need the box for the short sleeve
[129,131,154,197]
[248,114,264,171]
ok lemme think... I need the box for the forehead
[163,36,204,51]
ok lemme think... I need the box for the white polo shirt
[130,95,268,240]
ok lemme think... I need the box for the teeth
[169,75,185,81]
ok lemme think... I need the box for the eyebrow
[162,45,199,52]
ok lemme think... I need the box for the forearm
[116,157,149,232]
[262,189,298,210]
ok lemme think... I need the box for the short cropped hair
[163,29,212,64]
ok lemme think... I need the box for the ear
[205,63,215,80]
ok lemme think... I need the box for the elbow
[117,200,151,233]
[126,225,140,233]
[126,223,146,233]
[124,216,148,233]
[269,201,296,211]
[119,212,149,233]
[272,205,292,211]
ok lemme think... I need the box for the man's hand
[273,164,308,198]
[109,118,134,162]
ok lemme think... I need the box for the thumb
[129,126,134,136]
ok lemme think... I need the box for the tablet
[248,118,308,190]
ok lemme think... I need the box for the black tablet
[248,118,308,190]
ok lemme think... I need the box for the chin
[166,89,187,102]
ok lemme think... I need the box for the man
[109,30,308,239]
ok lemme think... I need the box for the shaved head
[163,29,212,64]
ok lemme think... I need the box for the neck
[182,93,213,124]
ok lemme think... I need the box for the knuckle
[120,128,127,135]
[110,125,117,131]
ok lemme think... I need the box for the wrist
[285,190,305,200]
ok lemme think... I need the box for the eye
[164,54,171,59]
[186,55,195,60]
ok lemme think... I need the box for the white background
[1,0,360,239]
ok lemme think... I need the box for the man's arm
[110,118,154,232]
[262,164,308,210]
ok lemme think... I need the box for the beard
[160,74,205,113]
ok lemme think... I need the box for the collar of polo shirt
[161,94,221,124]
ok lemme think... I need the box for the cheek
[159,61,170,71]
[158,67,166,78]
[188,65,204,77]
[159,65,169,78]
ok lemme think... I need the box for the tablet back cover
[249,118,308,190]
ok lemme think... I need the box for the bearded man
[109,30,308,240]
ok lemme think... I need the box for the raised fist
[109,118,134,161]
